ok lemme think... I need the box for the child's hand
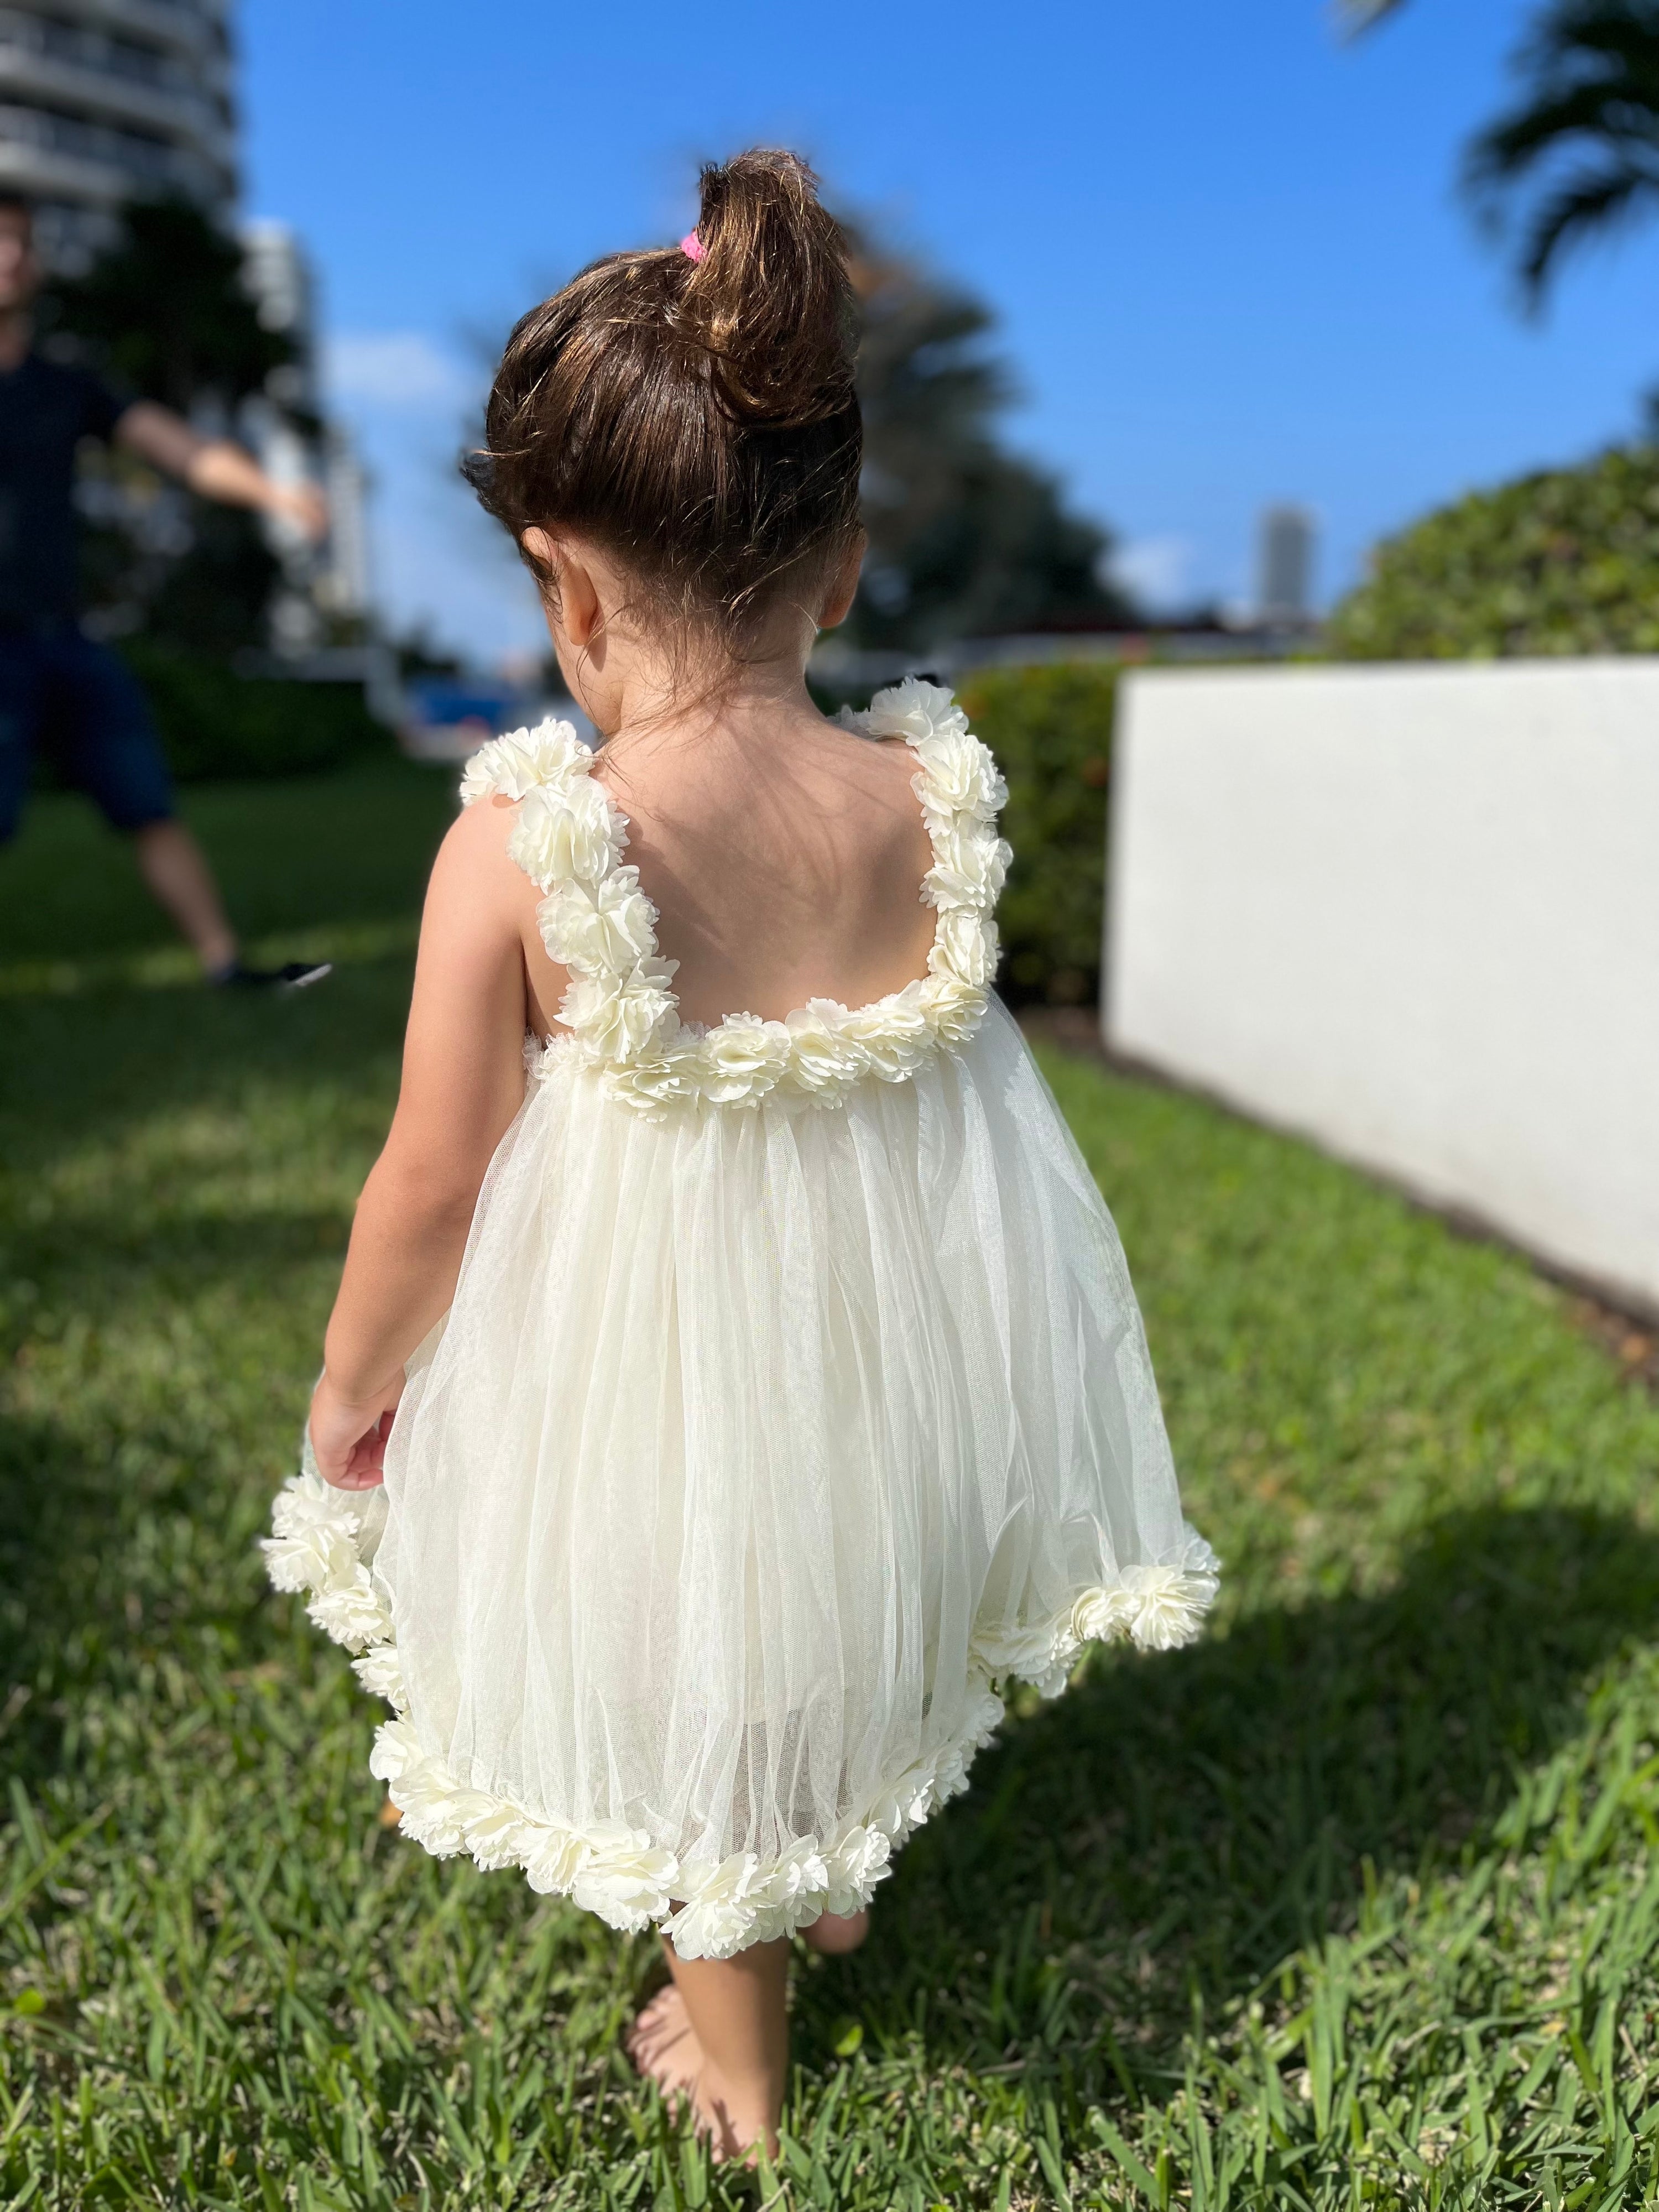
[310,1371,403,1490]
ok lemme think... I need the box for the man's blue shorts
[0,622,176,844]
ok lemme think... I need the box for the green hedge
[118,639,386,782]
[1329,444,1659,660]
[957,662,1118,1005]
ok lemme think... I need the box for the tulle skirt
[268,1000,1215,1958]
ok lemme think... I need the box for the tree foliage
[957,662,1118,1004]
[41,198,294,653]
[43,196,295,414]
[1328,440,1659,656]
[1464,0,1659,300]
[844,244,1133,649]
[1352,0,1659,301]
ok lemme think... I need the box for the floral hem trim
[261,1472,1219,1961]
[458,678,1011,1118]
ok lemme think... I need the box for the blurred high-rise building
[0,0,237,272]
[1256,504,1316,627]
[0,6,373,639]
[239,217,371,641]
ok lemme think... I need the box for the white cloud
[1108,534,1194,613]
[325,331,476,410]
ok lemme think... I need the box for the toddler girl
[264,149,1216,2163]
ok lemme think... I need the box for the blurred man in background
[0,191,331,989]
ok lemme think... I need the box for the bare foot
[802,1908,869,1955]
[627,1988,775,2163]
[626,1984,705,2104]
[698,2070,778,2165]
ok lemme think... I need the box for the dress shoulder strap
[837,678,1012,925]
[460,717,681,1061]
[460,718,622,886]
[457,685,1011,1118]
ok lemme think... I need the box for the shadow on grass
[0,952,411,1173]
[2,1202,349,1326]
[798,1502,1659,2083]
[0,1390,290,1788]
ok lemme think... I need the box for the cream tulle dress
[264,679,1217,1960]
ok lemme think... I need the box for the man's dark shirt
[0,354,128,626]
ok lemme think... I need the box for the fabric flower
[961,1682,1006,1752]
[696,1014,792,1105]
[1072,1532,1219,1653]
[919,972,987,1046]
[519,1823,596,1896]
[971,1618,1078,1698]
[539,868,658,974]
[747,1837,832,1942]
[839,986,932,1083]
[570,1824,680,1932]
[262,1514,359,1595]
[922,825,1012,912]
[780,1001,869,1098]
[368,1715,420,1785]
[666,1852,765,1960]
[458,1802,540,1871]
[352,1642,406,1709]
[368,1726,482,1856]
[460,719,587,806]
[603,1050,702,1115]
[859,677,969,747]
[397,1776,495,1859]
[863,1761,936,1846]
[307,1568,393,1652]
[1123,1562,1219,1652]
[912,732,1006,823]
[524,1032,579,1085]
[510,777,623,890]
[562,961,679,1061]
[931,909,999,990]
[262,1473,361,1592]
[1071,1583,1138,1646]
[823,1824,894,1918]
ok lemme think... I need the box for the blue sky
[242,0,1659,662]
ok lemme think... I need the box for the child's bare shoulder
[428,791,541,921]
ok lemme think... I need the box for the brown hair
[466,149,862,658]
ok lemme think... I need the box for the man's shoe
[211,959,333,992]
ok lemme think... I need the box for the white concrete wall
[1105,660,1659,1314]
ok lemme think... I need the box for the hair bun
[676,149,855,428]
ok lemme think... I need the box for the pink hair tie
[679,231,705,263]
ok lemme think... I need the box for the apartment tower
[0,0,236,270]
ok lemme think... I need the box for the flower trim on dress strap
[459,679,1012,1117]
[261,1465,1219,1961]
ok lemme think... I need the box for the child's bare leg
[659,1938,789,2160]
[802,1908,869,1955]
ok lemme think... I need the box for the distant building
[320,421,372,619]
[1256,505,1316,626]
[0,0,237,272]
[0,9,372,646]
[239,218,371,641]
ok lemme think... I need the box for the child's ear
[524,530,603,650]
[817,531,866,632]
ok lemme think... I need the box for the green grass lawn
[3,759,1659,2211]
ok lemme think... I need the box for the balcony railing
[0,96,227,194]
[0,8,177,91]
[33,1,229,65]
[0,41,231,150]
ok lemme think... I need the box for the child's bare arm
[310,803,535,1486]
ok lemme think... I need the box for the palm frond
[1455,0,1659,299]
[1512,161,1656,291]
[1467,80,1659,187]
[1333,0,1408,35]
